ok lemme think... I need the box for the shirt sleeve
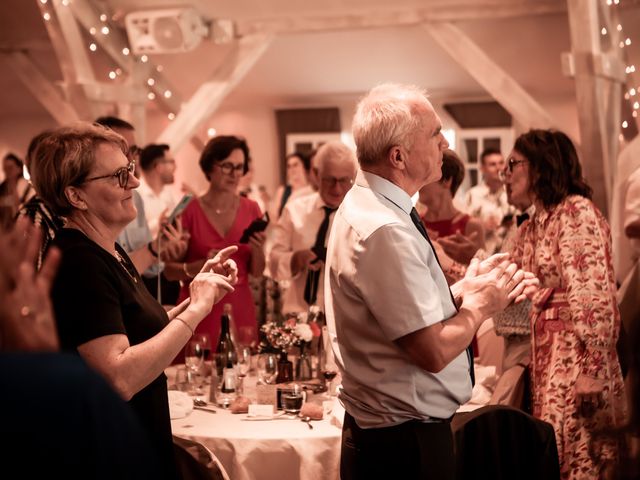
[52,247,126,350]
[557,198,619,379]
[268,204,296,281]
[355,224,450,340]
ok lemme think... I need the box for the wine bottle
[215,304,237,378]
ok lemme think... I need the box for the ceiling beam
[236,1,566,35]
[1,51,79,124]
[67,0,203,149]
[156,34,273,152]
[425,21,555,130]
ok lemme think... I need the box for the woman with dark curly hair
[503,129,627,479]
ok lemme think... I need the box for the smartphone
[167,194,193,225]
[239,212,270,243]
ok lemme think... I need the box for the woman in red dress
[169,136,265,350]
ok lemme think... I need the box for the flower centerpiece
[259,312,316,381]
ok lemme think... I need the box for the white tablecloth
[171,403,342,480]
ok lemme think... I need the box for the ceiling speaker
[125,7,210,54]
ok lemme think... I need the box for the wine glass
[184,339,206,395]
[322,369,339,397]
[257,353,277,385]
[193,333,212,381]
[237,346,252,377]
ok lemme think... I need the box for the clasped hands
[454,253,539,318]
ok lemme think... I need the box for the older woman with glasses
[29,123,238,480]
[166,135,266,350]
[503,129,627,479]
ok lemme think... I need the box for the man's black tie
[516,212,530,227]
[409,208,475,386]
[304,206,335,306]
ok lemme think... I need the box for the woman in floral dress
[503,129,627,479]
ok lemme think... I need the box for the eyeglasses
[320,176,354,188]
[214,162,245,175]
[84,161,136,189]
[499,158,528,181]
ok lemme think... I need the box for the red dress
[423,213,470,238]
[178,196,262,350]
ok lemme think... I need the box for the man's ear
[389,147,404,169]
[64,186,88,211]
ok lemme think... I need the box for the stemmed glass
[235,346,252,394]
[193,333,212,381]
[184,338,206,395]
[257,353,278,385]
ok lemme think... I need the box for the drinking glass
[257,353,278,385]
[184,338,206,395]
[237,346,252,378]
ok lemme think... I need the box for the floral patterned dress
[509,195,627,479]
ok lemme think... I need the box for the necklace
[204,196,236,215]
[114,250,138,283]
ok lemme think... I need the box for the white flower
[297,312,308,323]
[294,323,313,342]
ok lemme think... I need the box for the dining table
[167,365,343,480]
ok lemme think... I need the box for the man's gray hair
[314,141,357,172]
[352,83,429,167]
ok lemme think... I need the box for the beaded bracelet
[173,317,194,336]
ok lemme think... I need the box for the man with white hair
[269,141,357,315]
[324,83,535,479]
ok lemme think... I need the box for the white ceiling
[0,0,638,122]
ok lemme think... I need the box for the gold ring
[20,306,31,317]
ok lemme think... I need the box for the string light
[89,43,97,52]
[634,102,640,110]
[617,24,622,32]
[164,90,172,98]
[156,65,163,72]
[631,88,637,96]
[122,47,130,55]
[140,55,148,63]
[61,0,69,5]
[108,71,116,80]
[43,12,51,21]
[115,68,122,76]
[622,120,628,128]
[148,92,156,100]
[625,38,632,46]
[147,78,155,86]
[620,41,625,49]
[89,27,96,35]
[39,0,47,4]
[207,128,217,137]
[601,27,607,35]
[634,111,639,118]
[99,14,107,22]
[101,26,109,35]
[168,113,176,120]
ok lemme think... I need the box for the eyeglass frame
[499,157,528,181]
[214,162,245,175]
[84,160,136,189]
[320,176,354,188]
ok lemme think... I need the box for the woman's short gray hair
[352,83,429,167]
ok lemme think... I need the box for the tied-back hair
[352,83,428,167]
[29,123,128,217]
[440,149,465,196]
[199,135,250,180]
[513,129,592,209]
[286,151,311,172]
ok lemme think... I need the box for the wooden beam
[567,0,624,216]
[236,1,566,36]
[156,34,273,152]
[425,22,555,130]
[1,51,79,124]
[68,0,202,149]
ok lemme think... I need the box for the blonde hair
[352,83,430,167]
[29,122,127,216]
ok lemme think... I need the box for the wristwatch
[147,242,159,258]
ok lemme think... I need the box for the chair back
[451,405,560,480]
[173,435,230,480]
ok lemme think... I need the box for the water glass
[257,353,278,385]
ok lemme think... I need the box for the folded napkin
[168,390,193,419]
